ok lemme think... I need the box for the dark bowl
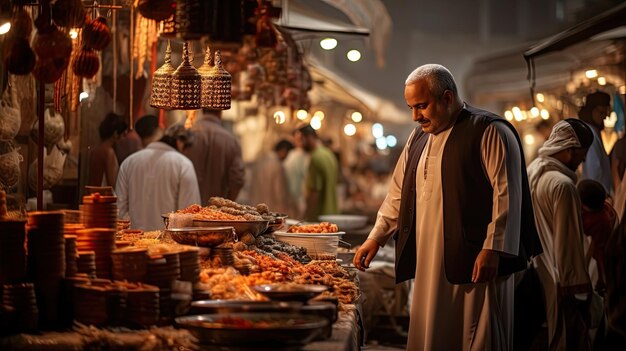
[175,312,327,346]
[192,219,269,238]
[190,300,302,315]
[253,284,329,303]
[165,227,236,247]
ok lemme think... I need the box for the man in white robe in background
[354,64,541,350]
[527,119,595,350]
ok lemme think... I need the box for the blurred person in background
[579,91,612,194]
[248,139,294,214]
[183,108,244,204]
[300,124,339,221]
[578,179,618,294]
[284,126,311,219]
[88,112,128,189]
[116,118,200,230]
[527,119,596,350]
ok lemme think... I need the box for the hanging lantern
[71,46,100,78]
[170,42,201,110]
[197,45,214,109]
[83,16,112,51]
[202,50,231,110]
[149,40,175,109]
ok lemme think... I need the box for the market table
[1,307,363,351]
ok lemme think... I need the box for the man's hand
[472,249,500,283]
[354,239,380,271]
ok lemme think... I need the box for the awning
[273,1,369,37]
[307,58,408,124]
[524,2,626,59]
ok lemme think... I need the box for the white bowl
[318,214,368,231]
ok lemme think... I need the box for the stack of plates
[76,228,116,279]
[81,194,118,230]
[145,253,180,322]
[59,275,90,327]
[64,235,78,277]
[0,219,26,285]
[126,283,160,326]
[111,248,148,282]
[210,246,234,267]
[178,249,200,283]
[106,283,127,325]
[2,283,38,332]
[146,252,180,287]
[73,284,108,326]
[76,251,97,277]
[26,211,65,328]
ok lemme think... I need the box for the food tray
[191,300,302,314]
[162,214,269,237]
[165,227,236,247]
[175,313,327,346]
[192,219,268,238]
[272,231,345,260]
[253,284,329,302]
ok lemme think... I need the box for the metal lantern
[197,45,214,109]
[149,41,175,109]
[203,50,231,110]
[170,42,201,110]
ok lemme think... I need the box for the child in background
[577,179,618,294]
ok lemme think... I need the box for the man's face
[293,131,304,148]
[591,105,611,127]
[302,135,315,152]
[404,79,456,135]
[567,147,589,171]
[276,149,289,161]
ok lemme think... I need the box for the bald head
[405,64,461,103]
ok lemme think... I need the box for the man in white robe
[527,119,595,350]
[354,64,541,350]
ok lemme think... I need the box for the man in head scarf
[527,118,595,350]
[579,91,612,193]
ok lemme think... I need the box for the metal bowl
[263,214,287,234]
[175,313,327,347]
[192,219,269,237]
[191,300,302,315]
[165,227,235,247]
[253,284,329,303]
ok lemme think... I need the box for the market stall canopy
[524,2,626,59]
[273,0,369,36]
[466,40,612,106]
[274,0,392,68]
[307,58,408,124]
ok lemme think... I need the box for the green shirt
[305,145,339,220]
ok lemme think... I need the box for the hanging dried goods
[3,37,36,75]
[137,0,175,22]
[51,0,86,28]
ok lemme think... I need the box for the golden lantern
[203,50,231,110]
[170,42,201,110]
[197,45,214,109]
[149,40,175,109]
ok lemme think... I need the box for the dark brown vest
[394,105,542,284]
